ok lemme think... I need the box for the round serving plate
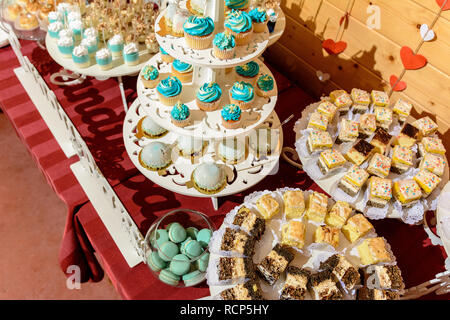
[155,3,269,68]
[123,98,284,199]
[293,101,449,225]
[206,187,404,300]
[45,33,154,78]
[436,181,450,267]
[137,53,278,140]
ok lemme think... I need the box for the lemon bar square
[351,88,370,114]
[419,153,446,177]
[341,213,374,243]
[392,99,412,123]
[330,90,352,113]
[418,136,446,157]
[357,237,391,265]
[414,169,441,197]
[394,123,419,148]
[281,220,306,249]
[307,111,328,131]
[412,116,439,137]
[367,176,392,208]
[314,225,340,248]
[283,190,305,219]
[318,149,347,174]
[325,201,353,228]
[307,130,333,154]
[317,100,337,120]
[256,194,280,219]
[367,153,392,178]
[305,192,328,222]
[374,107,393,130]
[337,119,359,144]
[393,179,422,207]
[358,113,377,138]
[370,127,392,155]
[371,90,390,107]
[391,145,413,174]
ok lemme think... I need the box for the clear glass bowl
[144,208,216,287]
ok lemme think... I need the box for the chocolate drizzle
[227,166,238,185]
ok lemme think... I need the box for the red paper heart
[400,46,428,70]
[390,75,407,92]
[322,39,347,55]
[436,0,450,11]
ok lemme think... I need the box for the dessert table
[0,39,448,299]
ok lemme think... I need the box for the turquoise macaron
[147,251,167,272]
[168,223,187,243]
[182,270,205,287]
[150,229,169,248]
[186,227,199,239]
[196,228,213,248]
[196,252,210,272]
[158,241,179,262]
[183,239,203,259]
[159,268,180,286]
[169,254,191,276]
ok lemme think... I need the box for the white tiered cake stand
[123,0,287,209]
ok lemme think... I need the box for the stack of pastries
[209,189,405,300]
[304,89,446,209]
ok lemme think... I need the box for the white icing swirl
[69,19,83,31]
[72,45,88,57]
[81,36,97,47]
[57,36,73,47]
[48,11,62,21]
[83,27,98,38]
[108,34,123,45]
[58,29,73,38]
[67,11,81,21]
[123,42,138,54]
[48,21,63,32]
[95,48,111,59]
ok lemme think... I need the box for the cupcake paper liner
[184,32,214,50]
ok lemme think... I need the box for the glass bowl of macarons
[144,208,215,287]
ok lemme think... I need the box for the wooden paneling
[265,0,450,134]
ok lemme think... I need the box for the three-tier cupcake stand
[123,0,286,209]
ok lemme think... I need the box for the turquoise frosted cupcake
[160,46,174,63]
[225,0,249,11]
[229,81,255,110]
[171,102,191,127]
[57,36,74,58]
[171,59,193,83]
[183,15,215,50]
[192,163,226,194]
[196,82,222,111]
[224,9,253,46]
[139,141,172,171]
[141,65,160,89]
[48,21,63,39]
[213,32,236,60]
[72,45,90,68]
[157,76,183,106]
[248,7,268,33]
[256,74,275,98]
[235,60,260,85]
[221,104,242,129]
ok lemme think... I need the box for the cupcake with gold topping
[224,9,253,46]
[213,32,236,60]
[225,0,250,11]
[171,102,191,127]
[255,74,275,98]
[248,7,268,33]
[221,104,242,129]
[141,65,160,89]
[229,81,255,110]
[196,82,222,111]
[183,15,215,50]
[235,61,260,85]
[171,59,193,83]
[157,76,183,106]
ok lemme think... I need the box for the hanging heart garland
[436,0,450,11]
[322,39,347,55]
[400,46,428,70]
[390,75,407,92]
[420,24,435,42]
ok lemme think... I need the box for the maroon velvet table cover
[0,40,448,299]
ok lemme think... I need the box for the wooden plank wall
[263,0,450,137]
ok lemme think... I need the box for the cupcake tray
[154,2,269,69]
[45,33,154,78]
[206,187,403,300]
[137,53,278,140]
[293,102,449,225]
[123,98,283,202]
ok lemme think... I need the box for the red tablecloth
[0,40,448,299]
